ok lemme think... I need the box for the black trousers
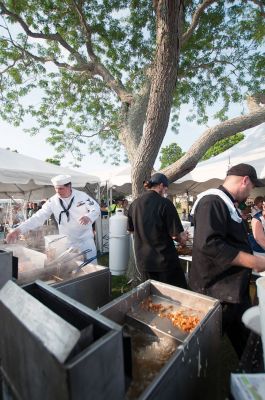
[221,301,251,359]
[143,268,187,289]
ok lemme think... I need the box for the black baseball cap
[150,173,169,187]
[227,163,264,187]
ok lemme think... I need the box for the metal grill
[0,280,126,400]
[99,279,222,400]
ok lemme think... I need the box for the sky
[0,101,244,174]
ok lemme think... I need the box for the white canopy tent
[174,122,265,196]
[94,165,132,196]
[94,164,180,198]
[0,148,99,200]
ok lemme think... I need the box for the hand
[253,255,265,273]
[79,216,91,225]
[6,229,21,244]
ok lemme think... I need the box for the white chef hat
[51,174,71,186]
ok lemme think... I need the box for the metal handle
[48,235,67,244]
[73,255,97,273]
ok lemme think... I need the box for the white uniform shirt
[18,189,100,256]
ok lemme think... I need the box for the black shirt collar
[218,185,236,204]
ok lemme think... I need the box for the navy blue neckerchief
[58,196,75,224]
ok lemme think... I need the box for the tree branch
[178,58,242,79]
[71,0,96,62]
[3,37,92,72]
[0,1,135,106]
[65,124,111,158]
[69,0,133,103]
[23,51,90,71]
[0,1,85,64]
[0,1,134,104]
[251,0,265,17]
[181,0,264,49]
[0,59,17,74]
[181,0,217,47]
[162,105,265,182]
[74,124,111,139]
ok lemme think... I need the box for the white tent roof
[94,165,180,196]
[95,165,131,188]
[93,165,135,197]
[0,148,99,199]
[174,122,265,195]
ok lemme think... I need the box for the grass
[111,275,132,299]
[97,252,131,299]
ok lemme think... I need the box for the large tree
[0,1,264,197]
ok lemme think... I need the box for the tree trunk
[119,82,151,163]
[131,0,184,198]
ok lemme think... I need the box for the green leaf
[202,133,245,160]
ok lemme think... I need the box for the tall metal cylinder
[109,209,130,275]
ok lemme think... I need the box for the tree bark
[131,0,184,198]
[119,82,151,163]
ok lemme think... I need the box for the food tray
[126,294,203,342]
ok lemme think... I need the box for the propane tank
[109,208,130,275]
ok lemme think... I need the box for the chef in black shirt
[128,173,188,288]
[189,163,265,358]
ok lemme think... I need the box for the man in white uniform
[6,175,100,262]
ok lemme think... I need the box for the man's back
[128,190,183,272]
[189,191,251,303]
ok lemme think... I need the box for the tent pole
[109,186,113,207]
[96,183,103,253]
[186,190,189,214]
[105,182,108,208]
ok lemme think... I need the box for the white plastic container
[256,276,265,366]
[109,209,130,276]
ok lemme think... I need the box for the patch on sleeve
[86,198,94,206]
[77,201,85,207]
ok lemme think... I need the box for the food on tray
[177,245,192,256]
[166,310,200,332]
[141,297,200,332]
